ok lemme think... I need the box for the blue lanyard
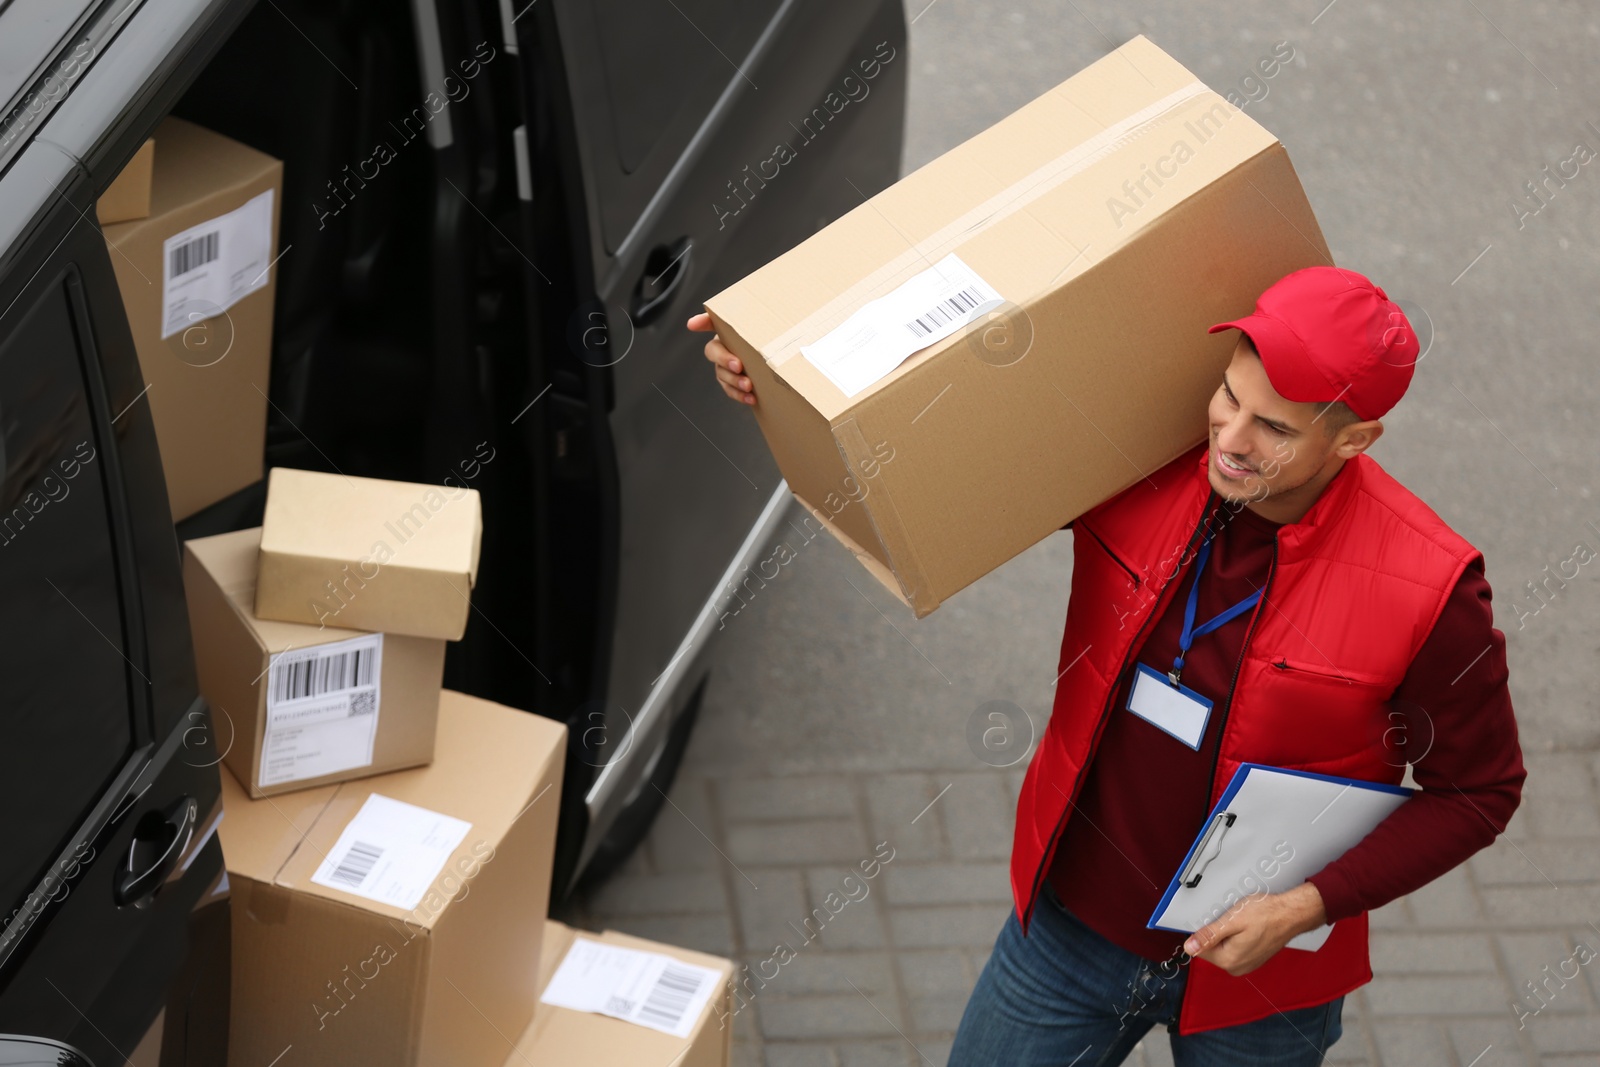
[1169,536,1261,687]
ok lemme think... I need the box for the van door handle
[630,237,693,325]
[115,795,198,907]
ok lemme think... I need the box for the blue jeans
[949,884,1344,1066]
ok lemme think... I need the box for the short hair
[1234,333,1368,435]
[1314,400,1362,436]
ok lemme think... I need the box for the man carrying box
[690,266,1524,1064]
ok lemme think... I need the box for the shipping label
[540,939,723,1039]
[309,793,472,910]
[800,253,1003,397]
[160,188,275,338]
[259,632,382,787]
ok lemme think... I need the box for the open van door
[519,0,907,887]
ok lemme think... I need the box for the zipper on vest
[1171,531,1278,1032]
[1204,540,1280,802]
[1270,657,1372,684]
[1024,491,1221,931]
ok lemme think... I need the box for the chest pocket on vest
[1071,525,1147,642]
[1062,524,1152,684]
[1243,656,1397,767]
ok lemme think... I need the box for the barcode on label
[348,691,376,717]
[270,647,376,704]
[904,286,984,338]
[637,964,706,1030]
[169,231,219,277]
[328,841,382,888]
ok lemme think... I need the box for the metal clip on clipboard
[1178,811,1235,888]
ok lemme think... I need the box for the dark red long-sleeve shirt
[1048,501,1525,961]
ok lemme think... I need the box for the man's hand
[1183,882,1327,977]
[689,312,756,406]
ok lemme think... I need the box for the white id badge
[1127,663,1213,750]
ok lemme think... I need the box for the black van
[0,0,905,1062]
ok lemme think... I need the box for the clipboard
[1148,763,1412,952]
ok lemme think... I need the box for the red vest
[1012,443,1479,1033]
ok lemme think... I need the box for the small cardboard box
[255,467,483,641]
[503,921,734,1067]
[219,689,566,1067]
[102,116,281,521]
[704,36,1329,617]
[96,137,154,224]
[184,526,445,798]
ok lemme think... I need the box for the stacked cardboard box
[96,137,154,224]
[253,466,483,640]
[218,690,566,1066]
[503,921,735,1066]
[102,117,282,521]
[184,527,446,797]
[183,468,483,797]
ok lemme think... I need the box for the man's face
[1206,337,1338,504]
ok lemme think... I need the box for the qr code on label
[348,691,376,716]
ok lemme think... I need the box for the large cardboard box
[219,690,566,1067]
[704,36,1329,617]
[103,116,281,521]
[96,137,154,224]
[255,467,483,640]
[503,921,733,1067]
[184,526,445,798]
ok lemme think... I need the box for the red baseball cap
[1208,266,1419,421]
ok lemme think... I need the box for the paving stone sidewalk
[561,729,1600,1066]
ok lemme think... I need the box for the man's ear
[1333,420,1384,459]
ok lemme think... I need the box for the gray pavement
[561,2,1600,1064]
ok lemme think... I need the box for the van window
[573,0,783,250]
